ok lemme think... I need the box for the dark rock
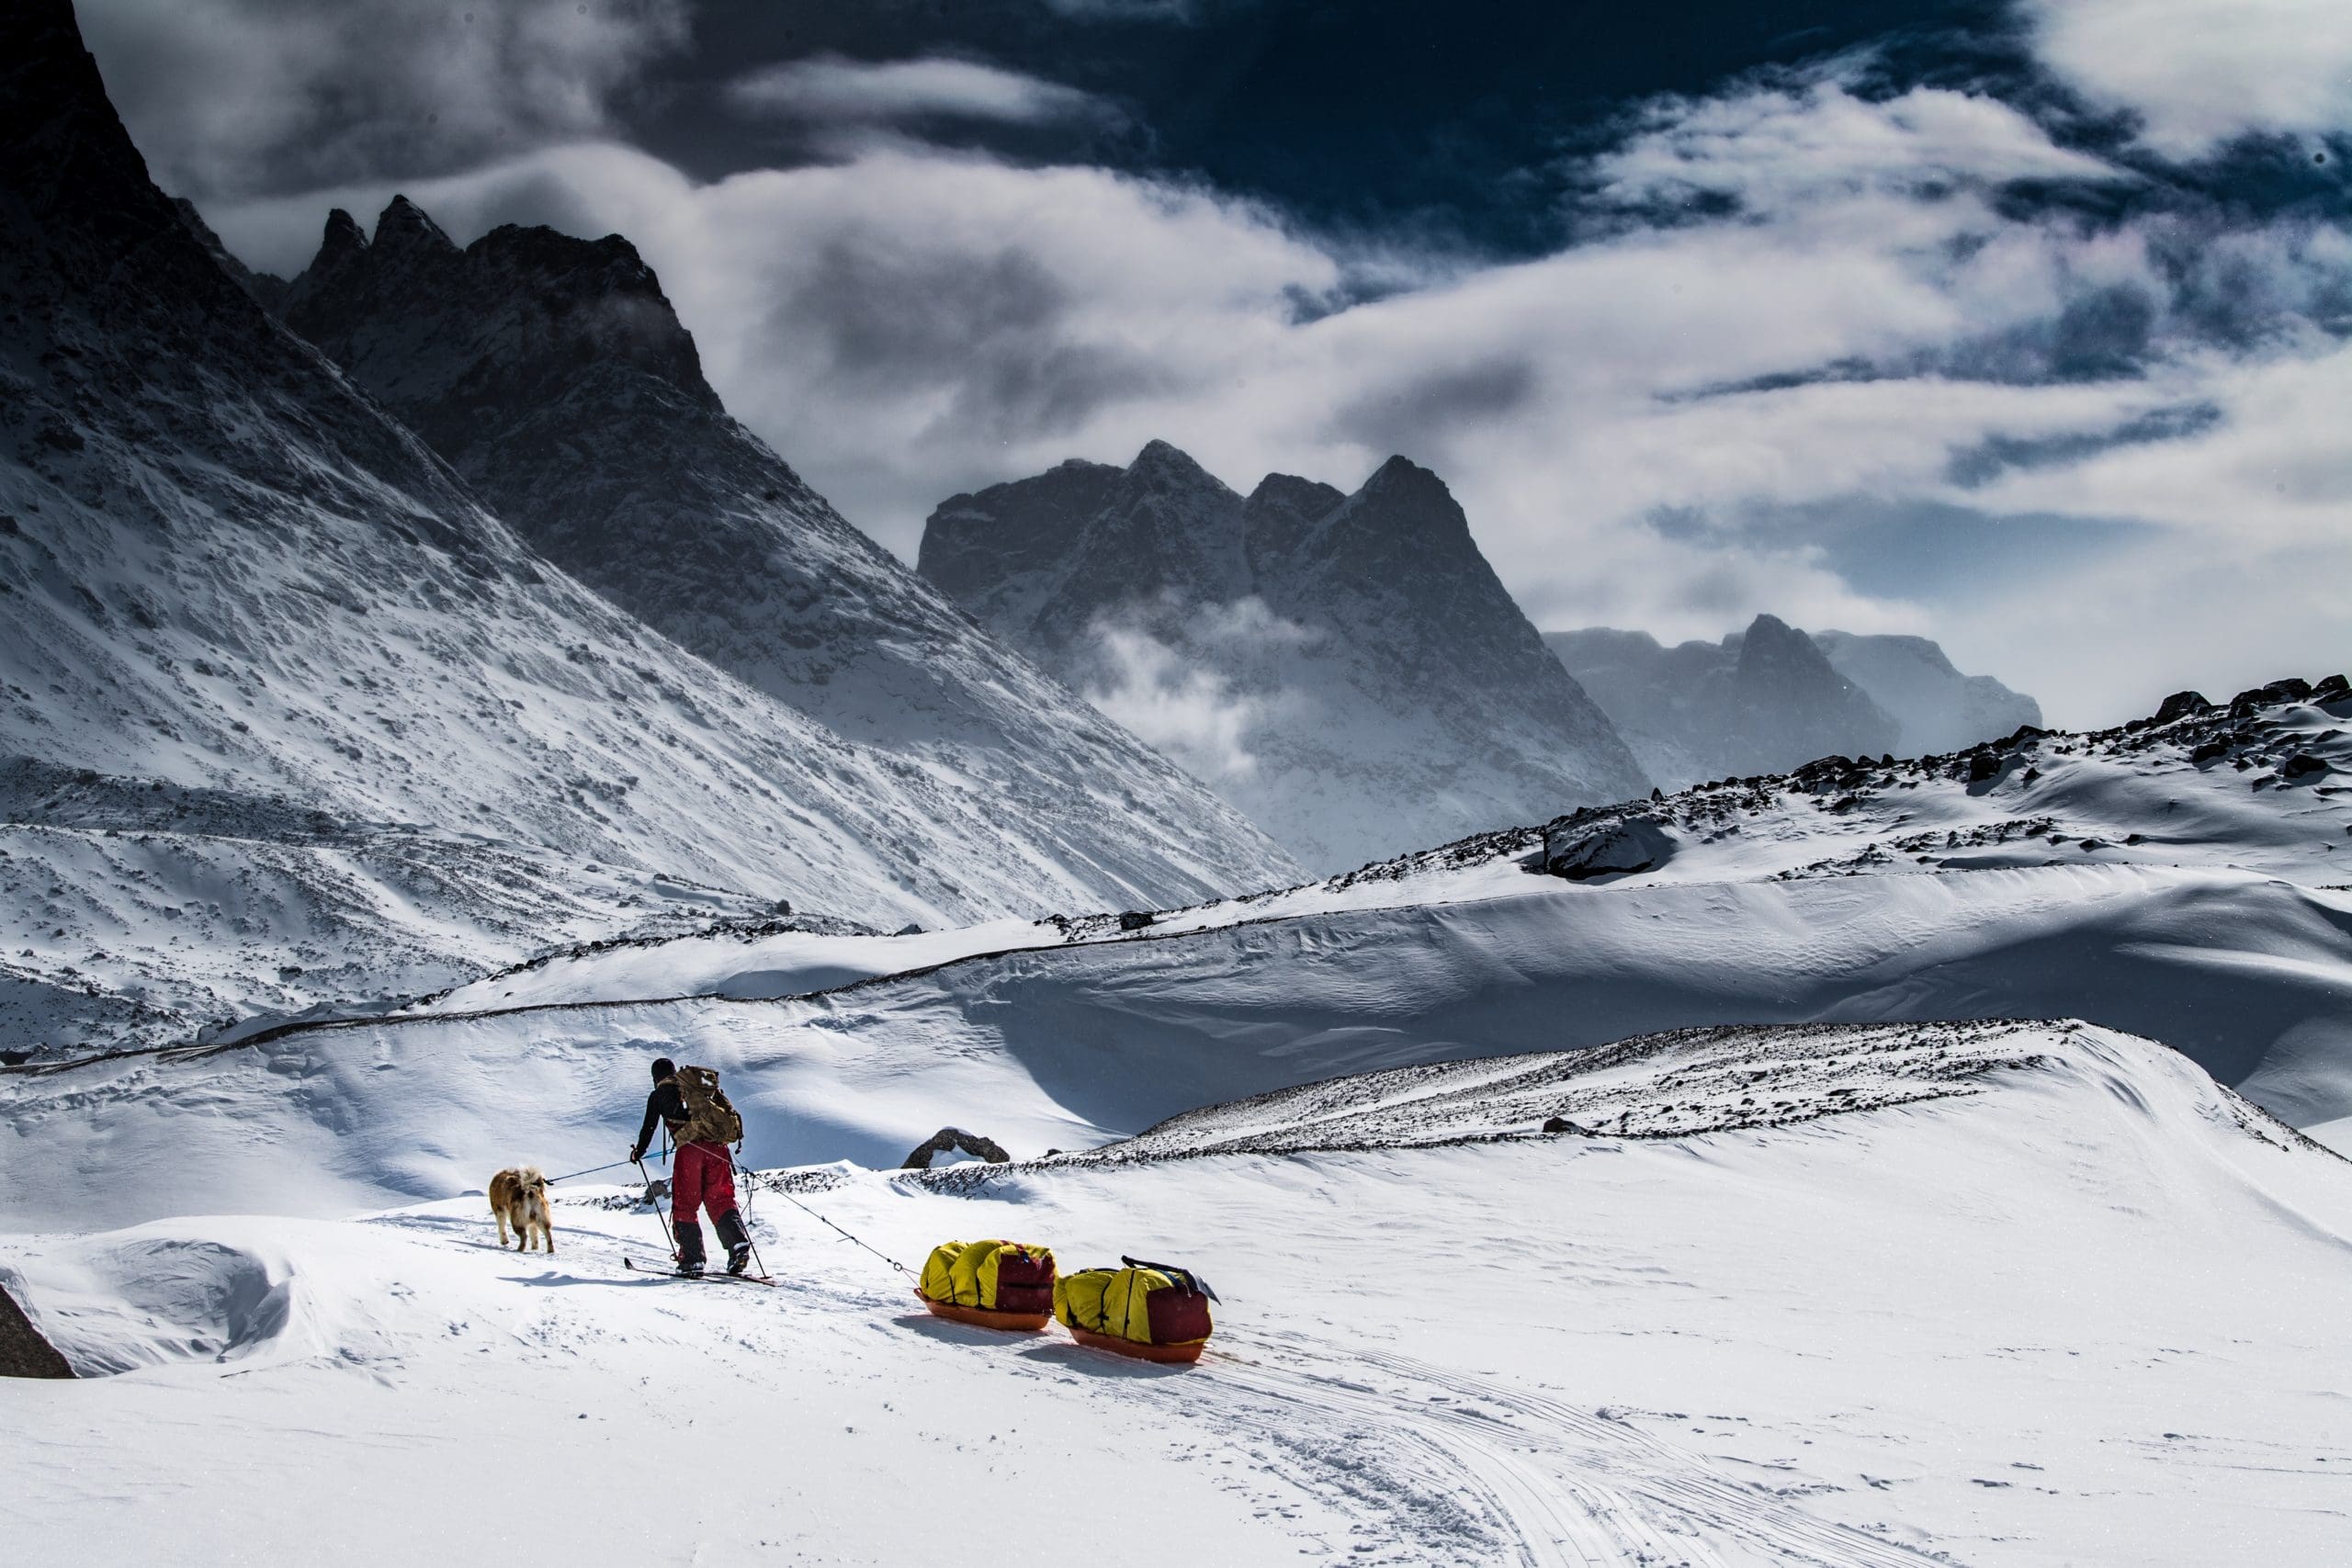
[2154,690,2213,725]
[0,1049,27,1066]
[1542,1115,1588,1134]
[1117,909,1157,931]
[1968,750,2003,784]
[1,1282,74,1379]
[2312,673,2349,702]
[2231,678,2313,714]
[2190,739,2231,763]
[893,922,925,937]
[1545,815,1676,880]
[901,1127,1012,1170]
[2282,752,2333,780]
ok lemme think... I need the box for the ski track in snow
[351,1202,1930,1568]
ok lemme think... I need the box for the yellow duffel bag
[1054,1256,1216,1364]
[916,1239,1057,1332]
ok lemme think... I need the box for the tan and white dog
[489,1166,555,1252]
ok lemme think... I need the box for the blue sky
[83,0,2352,722]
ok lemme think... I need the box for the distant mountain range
[1548,616,2040,790]
[921,442,1653,870]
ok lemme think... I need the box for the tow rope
[755,1173,911,1280]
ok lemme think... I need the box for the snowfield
[6,1022,2347,1566]
[6,685,2347,1231]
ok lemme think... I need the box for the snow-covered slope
[921,442,1651,871]
[1548,615,2037,791]
[0,6,1295,1055]
[274,197,1296,909]
[6,1021,2346,1565]
[7,678,2345,1226]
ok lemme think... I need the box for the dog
[489,1166,555,1253]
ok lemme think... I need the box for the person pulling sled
[630,1056,753,1277]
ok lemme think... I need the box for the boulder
[902,1127,1013,1170]
[2154,690,2213,725]
[1117,910,1157,931]
[1544,815,1677,881]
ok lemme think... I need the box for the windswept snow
[6,1023,2348,1565]
[11,683,2345,1230]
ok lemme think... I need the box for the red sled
[1065,1324,1205,1364]
[918,1292,1051,1332]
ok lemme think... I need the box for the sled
[1065,1324,1204,1364]
[917,1292,1051,1332]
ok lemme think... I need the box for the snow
[6,1023,2348,1564]
[12,686,2344,1233]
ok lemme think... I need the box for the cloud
[2021,0,2352,158]
[727,54,1120,130]
[1591,81,2125,217]
[186,51,2352,730]
[77,0,689,199]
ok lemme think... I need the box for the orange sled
[918,1292,1051,1332]
[1066,1324,1205,1364]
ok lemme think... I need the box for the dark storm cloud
[1329,360,1540,460]
[762,237,1176,442]
[79,0,689,198]
[1944,403,2223,486]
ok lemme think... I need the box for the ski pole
[636,1157,678,1259]
[731,1155,772,1282]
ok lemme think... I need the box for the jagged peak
[1246,471,1343,514]
[372,194,455,254]
[1118,439,1238,507]
[318,207,368,257]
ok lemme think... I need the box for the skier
[629,1055,754,1276]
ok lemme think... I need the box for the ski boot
[714,1209,753,1277]
[673,1218,707,1277]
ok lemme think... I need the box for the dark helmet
[650,1056,676,1083]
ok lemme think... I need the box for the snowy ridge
[1066,1019,2120,1160]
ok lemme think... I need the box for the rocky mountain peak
[317,207,370,265]
[920,444,1652,870]
[1120,438,1234,506]
[371,194,456,256]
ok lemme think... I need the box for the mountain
[0,2,1294,1054]
[920,441,1652,870]
[270,196,1299,897]
[1810,628,2044,756]
[1547,615,2032,789]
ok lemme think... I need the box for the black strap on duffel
[1122,1255,1220,1303]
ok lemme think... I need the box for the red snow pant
[673,1140,737,1225]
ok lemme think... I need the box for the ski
[625,1256,775,1285]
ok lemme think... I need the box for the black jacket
[631,1080,690,1162]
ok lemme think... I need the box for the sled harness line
[760,1177,911,1279]
[544,1158,643,1184]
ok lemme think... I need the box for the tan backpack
[669,1065,744,1146]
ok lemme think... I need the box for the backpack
[669,1065,743,1146]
